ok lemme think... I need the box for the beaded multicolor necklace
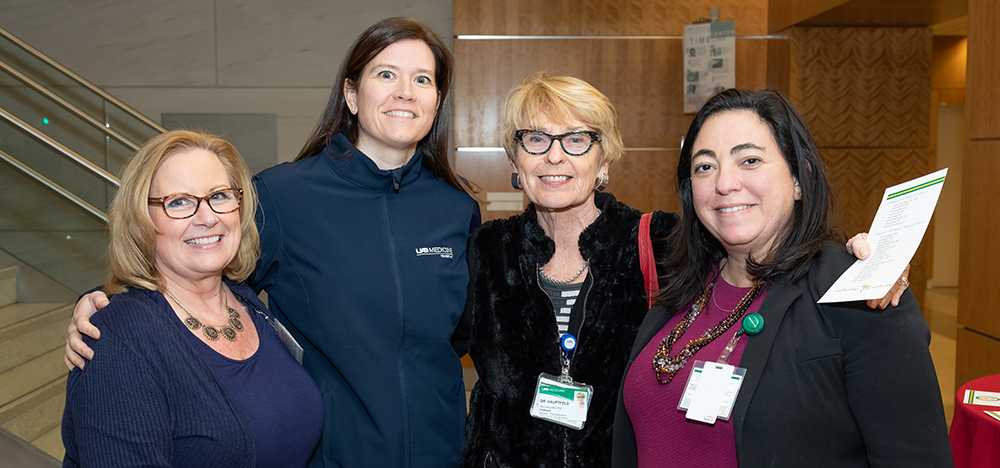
[652,278,764,384]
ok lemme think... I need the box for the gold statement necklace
[652,278,764,384]
[166,284,244,342]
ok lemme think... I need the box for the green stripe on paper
[887,177,945,200]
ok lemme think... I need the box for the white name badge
[529,373,593,430]
[678,360,745,424]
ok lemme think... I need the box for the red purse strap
[638,213,658,308]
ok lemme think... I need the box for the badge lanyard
[677,313,764,424]
[530,333,594,430]
[232,291,304,364]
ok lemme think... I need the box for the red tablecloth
[951,373,1000,468]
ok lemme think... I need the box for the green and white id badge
[529,373,593,430]
[677,360,745,424]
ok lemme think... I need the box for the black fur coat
[461,193,678,468]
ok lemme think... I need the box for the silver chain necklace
[538,260,590,285]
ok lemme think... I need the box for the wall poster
[683,21,735,114]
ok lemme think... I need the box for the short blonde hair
[501,72,624,167]
[104,130,260,295]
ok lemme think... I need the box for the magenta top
[622,274,768,468]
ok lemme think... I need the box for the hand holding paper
[819,168,948,303]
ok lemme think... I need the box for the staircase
[0,265,71,461]
[0,23,164,464]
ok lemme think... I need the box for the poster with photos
[683,21,735,114]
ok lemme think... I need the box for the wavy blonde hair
[104,130,259,295]
[501,72,624,167]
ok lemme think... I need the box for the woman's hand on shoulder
[845,233,910,310]
[64,291,109,370]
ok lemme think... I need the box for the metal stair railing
[0,106,120,189]
[0,24,165,137]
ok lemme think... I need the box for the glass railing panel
[0,153,108,294]
[0,27,162,157]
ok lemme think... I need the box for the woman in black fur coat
[460,72,679,467]
[459,74,899,468]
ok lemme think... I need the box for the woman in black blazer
[612,89,953,467]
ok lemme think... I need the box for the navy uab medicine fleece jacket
[250,133,481,468]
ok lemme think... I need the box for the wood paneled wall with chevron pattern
[786,26,932,307]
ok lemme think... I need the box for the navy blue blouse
[172,293,323,468]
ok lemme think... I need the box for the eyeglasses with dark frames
[514,129,601,156]
[148,188,243,219]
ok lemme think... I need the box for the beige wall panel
[454,0,768,36]
[955,328,1000,389]
[966,0,1000,139]
[789,27,931,149]
[958,141,1000,338]
[454,38,769,148]
[608,150,681,215]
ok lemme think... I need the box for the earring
[595,173,609,192]
[511,173,522,190]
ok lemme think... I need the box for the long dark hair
[657,88,838,313]
[295,17,471,194]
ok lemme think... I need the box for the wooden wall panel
[789,27,931,149]
[765,36,791,94]
[822,148,930,233]
[956,328,1000,388]
[799,0,967,29]
[454,149,681,223]
[966,0,1000,138]
[768,0,849,34]
[787,26,932,311]
[607,150,681,215]
[958,141,1000,338]
[955,0,1000,389]
[455,149,522,222]
[455,0,768,36]
[931,36,967,91]
[454,38,769,149]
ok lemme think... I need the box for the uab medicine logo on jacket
[415,246,453,259]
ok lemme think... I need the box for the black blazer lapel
[731,280,803,458]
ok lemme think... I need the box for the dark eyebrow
[731,143,765,154]
[369,62,435,78]
[692,149,715,158]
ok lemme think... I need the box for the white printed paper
[819,169,948,303]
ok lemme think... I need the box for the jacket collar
[322,133,424,191]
